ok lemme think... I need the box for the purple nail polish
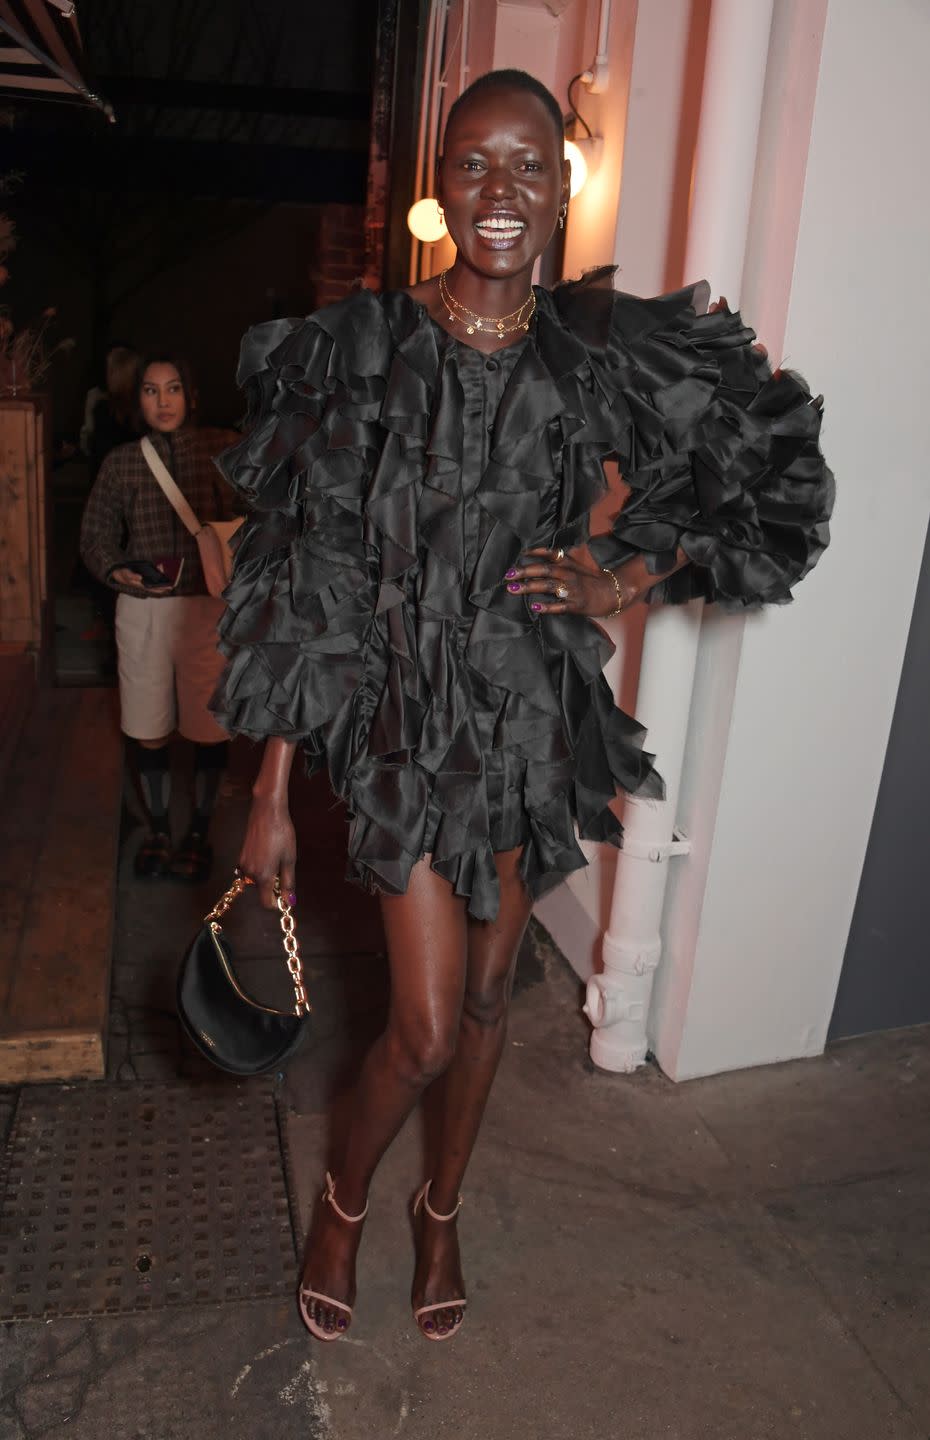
[505,568,517,578]
[507,582,521,593]
[287,891,297,907]
[424,1319,434,1331]
[531,602,542,612]
[337,1316,347,1329]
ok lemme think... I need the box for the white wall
[650,0,826,1069]
[652,0,930,1078]
[741,0,828,357]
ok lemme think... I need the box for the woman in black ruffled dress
[214,70,833,1342]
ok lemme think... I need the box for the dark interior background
[4,0,377,431]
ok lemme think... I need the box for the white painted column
[652,0,930,1079]
[586,0,775,1071]
[683,0,775,298]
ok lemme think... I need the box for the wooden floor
[0,687,123,1082]
[0,645,35,796]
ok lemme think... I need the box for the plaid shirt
[80,427,235,597]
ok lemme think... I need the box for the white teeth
[475,217,525,234]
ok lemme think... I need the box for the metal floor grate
[0,1080,297,1321]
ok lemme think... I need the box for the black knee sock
[130,741,171,831]
[192,741,228,836]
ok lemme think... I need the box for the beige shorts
[115,594,227,743]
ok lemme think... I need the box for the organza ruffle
[558,267,836,606]
[213,271,832,918]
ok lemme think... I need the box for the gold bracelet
[601,567,623,617]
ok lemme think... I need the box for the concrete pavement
[1,742,927,1439]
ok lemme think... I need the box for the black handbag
[177,871,310,1074]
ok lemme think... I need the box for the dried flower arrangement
[1,175,75,396]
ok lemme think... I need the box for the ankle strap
[416,1180,463,1223]
[323,1171,368,1224]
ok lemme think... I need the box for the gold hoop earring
[558,202,568,231]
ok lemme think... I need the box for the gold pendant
[467,326,475,335]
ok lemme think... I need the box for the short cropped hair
[443,69,564,155]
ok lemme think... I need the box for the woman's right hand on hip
[239,795,297,910]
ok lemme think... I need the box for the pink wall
[561,2,639,279]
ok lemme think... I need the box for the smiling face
[139,363,186,433]
[437,85,570,283]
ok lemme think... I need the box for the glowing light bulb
[563,140,589,198]
[407,198,448,243]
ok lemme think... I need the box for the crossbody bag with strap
[140,435,243,598]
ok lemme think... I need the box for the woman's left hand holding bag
[238,736,299,910]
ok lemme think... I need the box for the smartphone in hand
[129,559,184,589]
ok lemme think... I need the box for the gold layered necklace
[438,270,536,338]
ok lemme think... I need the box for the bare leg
[301,858,468,1335]
[412,846,533,1335]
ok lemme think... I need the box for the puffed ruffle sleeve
[560,269,835,607]
[210,302,383,750]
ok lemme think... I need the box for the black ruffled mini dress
[213,267,833,920]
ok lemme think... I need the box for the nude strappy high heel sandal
[297,1171,368,1341]
[411,1180,467,1341]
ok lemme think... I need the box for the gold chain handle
[275,882,309,1017]
[204,871,309,1018]
[205,872,252,924]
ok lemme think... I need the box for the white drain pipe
[585,605,700,1070]
[586,0,776,1072]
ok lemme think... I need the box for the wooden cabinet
[0,398,49,651]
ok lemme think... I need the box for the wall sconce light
[563,139,589,198]
[564,72,603,201]
[407,198,448,243]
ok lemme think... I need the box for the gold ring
[556,583,569,600]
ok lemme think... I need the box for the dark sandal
[168,830,213,884]
[134,830,172,879]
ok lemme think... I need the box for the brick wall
[315,203,368,307]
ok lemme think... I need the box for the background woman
[81,342,140,479]
[81,352,233,882]
[214,70,833,1342]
